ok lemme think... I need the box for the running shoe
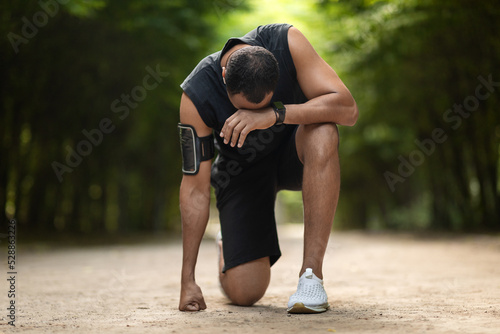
[287,268,330,313]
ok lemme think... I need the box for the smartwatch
[272,101,286,126]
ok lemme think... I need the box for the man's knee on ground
[220,257,270,306]
[225,285,267,306]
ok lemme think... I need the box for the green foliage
[212,0,500,232]
[0,0,232,234]
[2,0,499,235]
[320,0,500,231]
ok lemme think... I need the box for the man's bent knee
[227,287,266,306]
[304,123,339,146]
[297,123,339,164]
[220,257,270,306]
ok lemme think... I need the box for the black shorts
[212,126,303,272]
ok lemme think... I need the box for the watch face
[273,101,285,110]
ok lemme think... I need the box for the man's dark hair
[225,46,279,104]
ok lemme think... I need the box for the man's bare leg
[218,237,271,306]
[216,123,338,305]
[295,123,340,279]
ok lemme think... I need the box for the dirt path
[1,225,499,333]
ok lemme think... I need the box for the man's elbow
[345,99,358,127]
[180,176,211,207]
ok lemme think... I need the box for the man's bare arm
[178,92,212,311]
[285,27,358,126]
[219,27,358,148]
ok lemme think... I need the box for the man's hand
[219,107,276,148]
[179,281,207,311]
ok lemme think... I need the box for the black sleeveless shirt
[180,23,307,171]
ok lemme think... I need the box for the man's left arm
[285,27,358,126]
[220,27,358,148]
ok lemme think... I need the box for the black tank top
[180,23,307,169]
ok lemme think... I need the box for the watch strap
[272,101,286,126]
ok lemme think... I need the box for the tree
[0,0,239,235]
[319,0,500,231]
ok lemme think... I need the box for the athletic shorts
[212,126,303,272]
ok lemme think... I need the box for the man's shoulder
[180,50,229,130]
[181,51,221,96]
[256,23,292,34]
[184,52,220,80]
[251,23,293,53]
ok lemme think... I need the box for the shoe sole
[287,302,329,314]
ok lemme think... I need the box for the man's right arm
[178,92,213,311]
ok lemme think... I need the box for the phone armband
[178,123,215,175]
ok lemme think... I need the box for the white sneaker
[287,268,329,313]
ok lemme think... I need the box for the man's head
[223,46,279,109]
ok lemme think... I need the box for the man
[178,23,358,313]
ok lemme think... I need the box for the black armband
[178,123,215,175]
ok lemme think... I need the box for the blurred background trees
[1,0,225,235]
[1,0,499,237]
[318,0,500,232]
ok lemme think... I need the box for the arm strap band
[178,123,215,175]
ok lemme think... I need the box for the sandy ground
[1,224,499,333]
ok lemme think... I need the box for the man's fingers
[221,117,238,145]
[199,299,207,310]
[237,127,250,148]
[230,123,247,147]
[220,112,238,144]
[185,303,199,311]
[220,110,259,147]
[179,281,206,312]
[182,302,200,312]
[221,118,244,147]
